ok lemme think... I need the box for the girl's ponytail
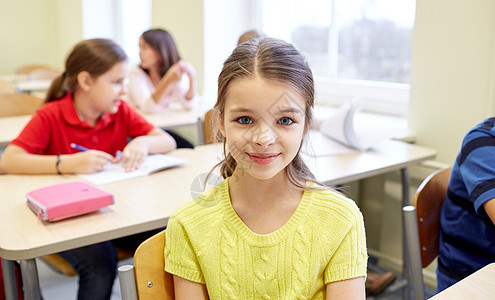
[44,73,68,103]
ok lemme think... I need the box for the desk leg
[19,259,42,300]
[400,168,412,300]
[1,258,18,300]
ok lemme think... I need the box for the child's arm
[173,275,208,299]
[484,198,495,225]
[151,62,184,104]
[0,144,114,174]
[326,277,365,299]
[121,127,177,171]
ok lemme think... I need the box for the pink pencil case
[26,181,114,222]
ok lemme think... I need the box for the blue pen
[70,143,90,152]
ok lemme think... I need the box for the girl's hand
[180,61,196,79]
[121,138,149,172]
[67,150,114,174]
[162,61,183,84]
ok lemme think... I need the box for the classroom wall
[0,0,83,74]
[151,0,205,95]
[151,0,258,104]
[409,0,495,164]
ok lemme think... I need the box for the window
[82,0,151,65]
[261,0,416,116]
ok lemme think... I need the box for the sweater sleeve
[164,215,206,284]
[323,200,368,284]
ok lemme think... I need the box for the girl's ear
[76,71,93,92]
[217,110,226,138]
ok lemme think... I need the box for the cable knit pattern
[164,178,367,299]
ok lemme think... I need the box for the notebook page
[78,154,186,185]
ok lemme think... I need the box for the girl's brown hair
[140,29,181,78]
[212,37,319,190]
[45,38,127,103]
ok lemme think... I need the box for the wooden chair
[0,79,17,95]
[118,230,174,300]
[16,64,61,80]
[403,167,451,300]
[200,108,217,145]
[0,93,44,117]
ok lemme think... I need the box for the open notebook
[78,154,187,185]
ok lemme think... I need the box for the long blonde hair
[211,37,320,190]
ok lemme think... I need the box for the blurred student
[237,29,266,45]
[0,38,175,300]
[437,118,495,292]
[165,37,367,299]
[127,28,196,148]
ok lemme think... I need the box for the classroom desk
[1,139,436,300]
[0,147,218,300]
[0,115,31,146]
[14,79,52,94]
[429,263,495,299]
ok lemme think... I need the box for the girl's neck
[229,170,301,208]
[228,170,304,235]
[73,92,101,127]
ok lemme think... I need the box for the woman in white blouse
[127,28,197,148]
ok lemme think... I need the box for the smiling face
[86,61,128,114]
[219,76,307,182]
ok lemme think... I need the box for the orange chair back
[413,167,451,268]
[134,230,174,299]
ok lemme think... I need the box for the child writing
[0,38,175,299]
[127,28,197,148]
[164,37,367,299]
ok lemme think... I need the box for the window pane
[261,0,415,84]
[261,0,332,77]
[335,0,415,83]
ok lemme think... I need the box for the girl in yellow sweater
[164,37,367,299]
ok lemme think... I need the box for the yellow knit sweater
[165,178,367,299]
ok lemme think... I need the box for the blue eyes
[237,116,252,124]
[235,116,294,125]
[279,117,293,125]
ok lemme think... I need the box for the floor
[37,257,133,300]
[365,259,437,300]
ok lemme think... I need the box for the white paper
[307,99,405,157]
[78,154,187,185]
[302,131,359,156]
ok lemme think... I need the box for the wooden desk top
[305,138,436,185]
[0,140,435,261]
[430,263,495,299]
[142,100,212,129]
[0,148,218,260]
[0,115,31,145]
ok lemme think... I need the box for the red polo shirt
[11,93,155,155]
